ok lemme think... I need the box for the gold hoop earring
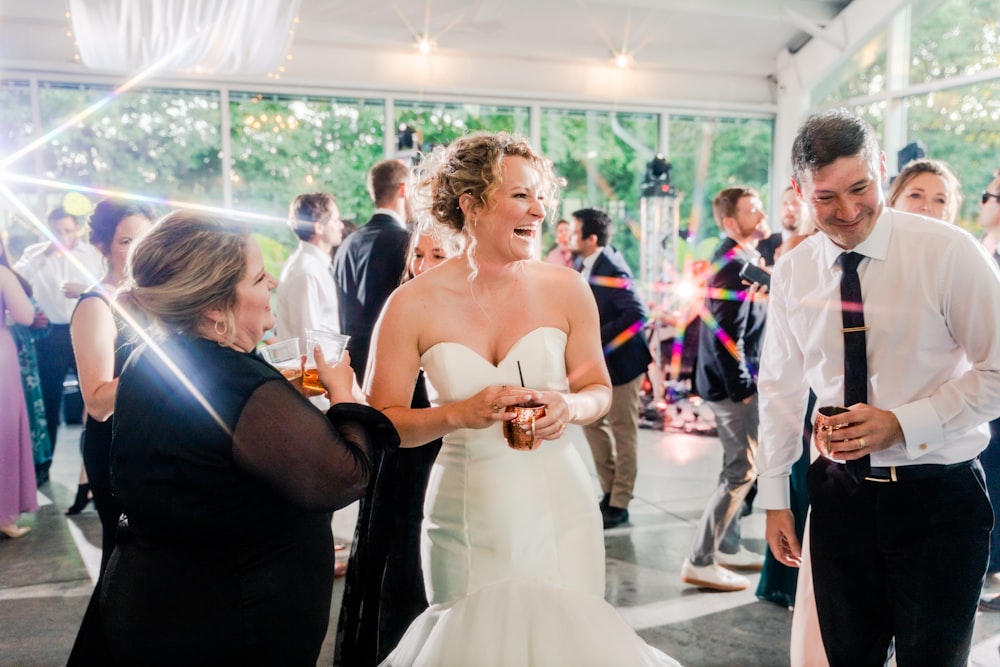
[214,319,228,337]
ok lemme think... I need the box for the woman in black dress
[69,199,153,570]
[97,211,397,666]
[337,222,464,666]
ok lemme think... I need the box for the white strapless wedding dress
[381,327,680,667]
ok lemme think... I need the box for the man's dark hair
[791,108,880,183]
[288,192,336,242]
[572,208,612,247]
[47,206,78,227]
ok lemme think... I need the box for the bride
[365,131,680,666]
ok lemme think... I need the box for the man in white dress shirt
[15,207,103,476]
[758,109,1000,666]
[275,192,344,344]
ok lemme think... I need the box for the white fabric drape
[69,0,301,74]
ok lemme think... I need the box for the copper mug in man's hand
[814,405,851,458]
[503,403,547,451]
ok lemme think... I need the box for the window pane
[910,0,1000,85]
[667,115,773,242]
[0,80,42,258]
[903,80,1000,228]
[811,30,888,106]
[394,101,529,152]
[230,92,384,233]
[38,82,223,209]
[540,108,659,272]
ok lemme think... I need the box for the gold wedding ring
[858,437,866,450]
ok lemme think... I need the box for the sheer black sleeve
[232,379,400,511]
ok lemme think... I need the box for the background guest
[682,187,768,593]
[332,159,411,382]
[275,192,344,344]
[1,237,52,485]
[15,207,103,481]
[544,218,574,266]
[337,220,464,666]
[570,207,652,529]
[68,199,153,565]
[888,157,962,224]
[1,240,38,538]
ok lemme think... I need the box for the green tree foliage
[230,93,385,244]
[668,116,774,243]
[38,83,224,207]
[541,109,659,272]
[395,102,530,152]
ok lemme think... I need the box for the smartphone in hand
[738,261,771,287]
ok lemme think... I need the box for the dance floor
[4,420,1000,666]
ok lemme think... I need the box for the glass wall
[394,100,530,154]
[903,80,1000,227]
[230,92,384,225]
[668,115,774,243]
[1,78,777,276]
[808,0,1000,229]
[811,30,888,107]
[0,80,40,257]
[541,108,659,271]
[38,82,224,206]
[909,0,1000,85]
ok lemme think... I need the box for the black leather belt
[845,459,975,483]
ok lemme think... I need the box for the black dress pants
[808,457,991,667]
[980,417,1000,572]
[35,323,75,455]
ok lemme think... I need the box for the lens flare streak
[0,183,232,437]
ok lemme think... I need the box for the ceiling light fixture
[612,50,632,69]
[415,35,435,55]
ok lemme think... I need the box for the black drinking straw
[517,361,526,387]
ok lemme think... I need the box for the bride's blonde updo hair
[409,131,562,252]
[117,210,250,343]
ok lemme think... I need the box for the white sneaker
[681,559,749,591]
[715,546,765,571]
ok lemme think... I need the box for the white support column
[384,97,395,159]
[219,87,233,209]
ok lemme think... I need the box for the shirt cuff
[891,398,945,460]
[757,474,792,510]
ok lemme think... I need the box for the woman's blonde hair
[888,158,963,224]
[409,131,561,275]
[118,210,250,343]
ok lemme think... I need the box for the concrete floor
[4,414,1000,666]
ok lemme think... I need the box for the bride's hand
[465,385,538,429]
[534,390,571,441]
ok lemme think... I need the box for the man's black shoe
[602,506,629,529]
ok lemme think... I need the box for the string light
[265,15,298,80]
[64,10,82,64]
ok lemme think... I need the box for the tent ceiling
[0,0,854,108]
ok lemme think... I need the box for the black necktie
[837,252,871,482]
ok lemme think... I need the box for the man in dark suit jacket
[332,159,411,383]
[682,187,769,592]
[570,208,653,529]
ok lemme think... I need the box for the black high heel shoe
[65,484,93,515]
